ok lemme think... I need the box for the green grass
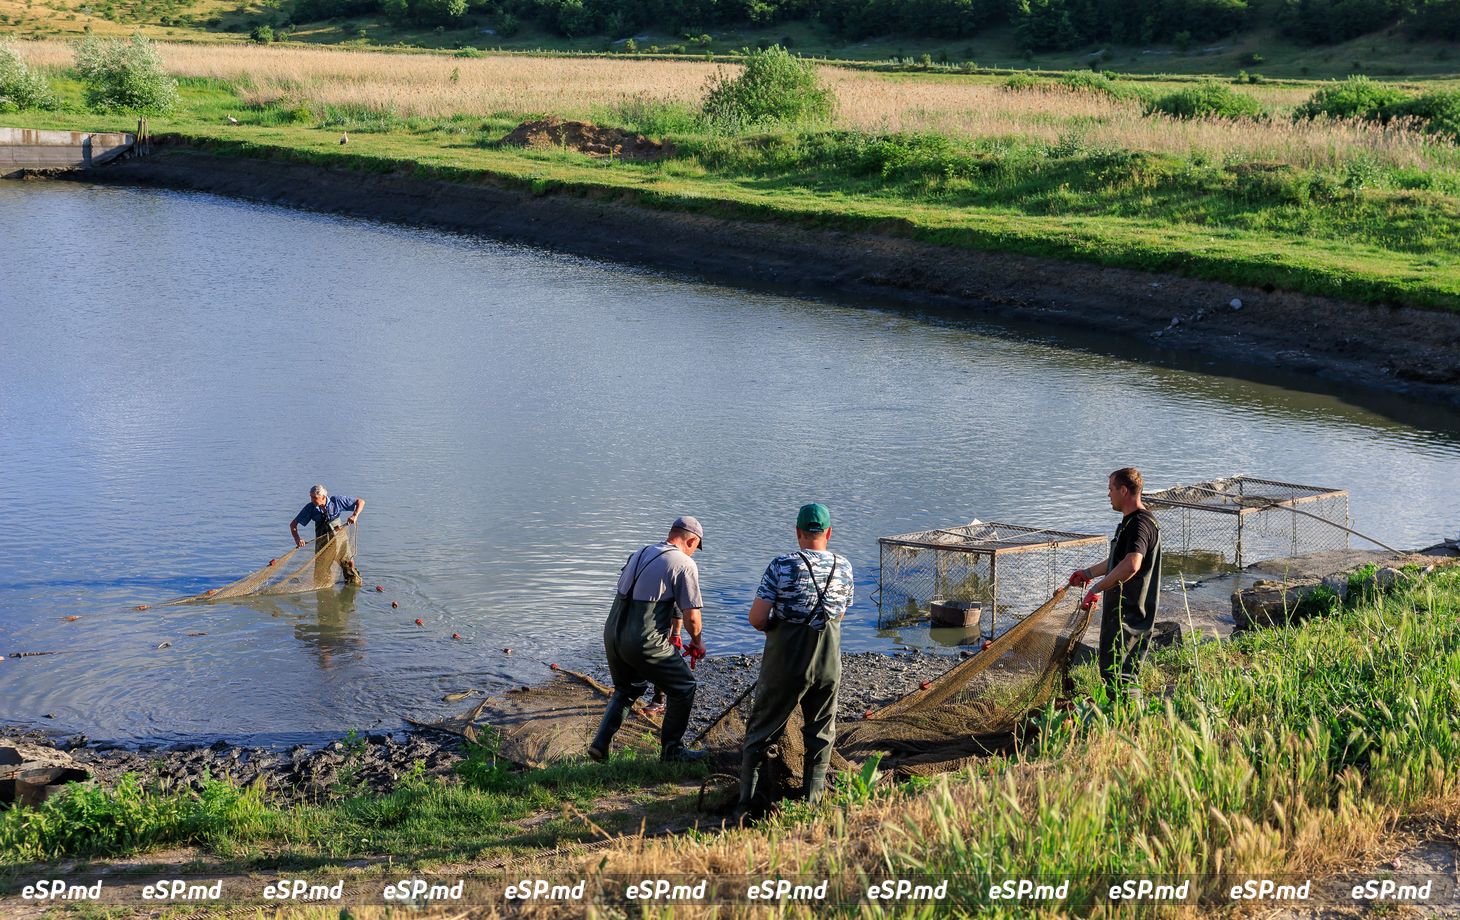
[0,741,705,865]
[5,70,1460,311]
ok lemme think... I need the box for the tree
[74,34,178,114]
[414,0,468,23]
[1013,0,1081,51]
[0,40,57,111]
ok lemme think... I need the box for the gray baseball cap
[672,515,704,545]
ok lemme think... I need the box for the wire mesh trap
[1145,476,1349,568]
[876,521,1105,635]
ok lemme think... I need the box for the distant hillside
[2,0,1459,82]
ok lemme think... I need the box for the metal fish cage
[877,521,1105,636]
[1144,475,1349,568]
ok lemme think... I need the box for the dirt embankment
[38,143,1460,409]
[499,117,673,161]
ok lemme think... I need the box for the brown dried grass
[17,40,1454,170]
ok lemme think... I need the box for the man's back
[757,548,853,630]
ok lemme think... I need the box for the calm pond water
[3,181,1458,746]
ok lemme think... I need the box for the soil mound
[500,117,673,161]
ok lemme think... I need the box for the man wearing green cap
[736,503,853,820]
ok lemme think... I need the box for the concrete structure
[0,127,135,176]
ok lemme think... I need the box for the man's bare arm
[1091,552,1143,594]
[748,597,773,632]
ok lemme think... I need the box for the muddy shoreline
[1,650,960,805]
[34,142,1460,410]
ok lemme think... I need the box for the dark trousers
[740,619,841,808]
[1098,603,1150,694]
[593,597,697,756]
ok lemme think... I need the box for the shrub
[0,40,56,111]
[1004,73,1042,91]
[1294,75,1406,121]
[701,45,834,130]
[1058,70,1139,100]
[1391,90,1460,140]
[74,34,178,113]
[1146,81,1265,120]
[249,23,274,42]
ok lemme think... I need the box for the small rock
[155,641,171,650]
[1375,567,1405,590]
[1230,298,1243,310]
[1169,316,1181,327]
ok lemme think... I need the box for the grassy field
[5,40,1460,310]
[5,564,1458,917]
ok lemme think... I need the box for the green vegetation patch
[0,738,704,865]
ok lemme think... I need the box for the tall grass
[15,40,1458,172]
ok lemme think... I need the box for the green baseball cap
[796,503,831,533]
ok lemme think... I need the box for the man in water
[589,516,708,764]
[1069,467,1162,694]
[290,484,365,586]
[736,503,853,821]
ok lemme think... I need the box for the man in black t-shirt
[1069,467,1162,693]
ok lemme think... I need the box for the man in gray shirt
[589,516,708,763]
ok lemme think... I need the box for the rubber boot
[659,689,705,762]
[738,757,767,812]
[341,559,363,586]
[588,695,630,762]
[803,758,830,804]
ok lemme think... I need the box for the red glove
[683,642,706,670]
[1068,568,1091,587]
[669,634,684,651]
[1081,589,1100,612]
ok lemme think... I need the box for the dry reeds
[17,40,1456,173]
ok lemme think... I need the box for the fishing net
[693,687,855,809]
[837,586,1088,777]
[157,525,358,606]
[430,589,1089,806]
[417,669,664,769]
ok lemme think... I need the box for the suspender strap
[795,551,838,619]
[623,546,678,599]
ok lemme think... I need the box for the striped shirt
[755,549,854,630]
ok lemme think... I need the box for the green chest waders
[590,547,699,760]
[740,553,843,811]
